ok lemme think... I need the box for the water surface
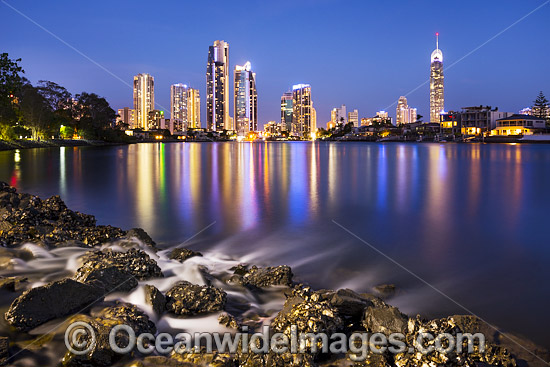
[1,142,549,346]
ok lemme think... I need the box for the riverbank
[0,139,129,151]
[0,183,548,366]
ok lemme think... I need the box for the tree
[0,53,25,137]
[533,91,549,120]
[18,83,53,140]
[36,80,73,133]
[416,114,424,123]
[75,92,116,139]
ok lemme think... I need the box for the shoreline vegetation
[0,183,548,366]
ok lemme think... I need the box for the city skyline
[2,1,549,129]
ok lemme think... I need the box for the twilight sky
[1,0,549,128]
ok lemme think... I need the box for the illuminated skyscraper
[292,84,313,138]
[396,96,417,125]
[234,62,257,136]
[281,92,293,132]
[331,105,347,126]
[133,73,154,130]
[171,84,188,133]
[187,88,200,129]
[206,40,230,131]
[430,33,444,123]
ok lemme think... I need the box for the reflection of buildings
[430,34,444,123]
[396,96,417,125]
[281,92,293,132]
[292,84,313,138]
[207,40,230,131]
[133,73,155,130]
[234,62,257,136]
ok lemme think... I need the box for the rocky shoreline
[0,182,548,366]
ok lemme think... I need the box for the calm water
[1,142,549,346]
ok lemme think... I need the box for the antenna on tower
[436,32,439,50]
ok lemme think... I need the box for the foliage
[533,91,549,120]
[0,53,25,136]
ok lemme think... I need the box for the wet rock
[0,336,8,366]
[169,248,203,262]
[232,265,293,288]
[362,305,408,335]
[170,349,234,367]
[5,278,104,331]
[0,246,34,270]
[317,288,375,321]
[63,303,156,367]
[0,182,127,248]
[125,228,157,249]
[131,356,200,366]
[144,284,166,316]
[0,276,27,292]
[75,248,163,280]
[74,266,138,293]
[218,312,240,329]
[165,281,226,316]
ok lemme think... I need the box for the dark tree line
[1,52,122,141]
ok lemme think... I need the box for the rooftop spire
[436,32,439,50]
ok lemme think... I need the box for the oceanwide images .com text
[65,322,485,360]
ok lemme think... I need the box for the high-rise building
[430,33,444,123]
[148,110,164,130]
[187,88,201,129]
[234,62,257,136]
[281,92,293,132]
[331,105,347,126]
[206,40,230,132]
[116,107,135,129]
[171,84,188,133]
[133,73,154,130]
[348,109,359,127]
[396,96,417,125]
[292,84,313,138]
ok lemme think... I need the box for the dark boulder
[317,288,375,320]
[169,248,202,262]
[63,303,156,367]
[165,281,226,316]
[125,228,157,249]
[75,248,163,280]
[144,284,166,316]
[232,265,293,288]
[373,284,397,299]
[5,278,104,331]
[0,276,27,292]
[74,266,138,293]
[0,337,8,366]
[362,305,408,335]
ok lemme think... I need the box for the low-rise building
[459,106,512,136]
[491,114,546,136]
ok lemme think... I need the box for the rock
[373,284,397,299]
[0,183,127,248]
[74,266,138,293]
[218,312,240,329]
[362,305,408,335]
[171,349,234,367]
[125,228,157,249]
[165,281,226,316]
[75,248,163,280]
[169,248,202,262]
[131,356,199,366]
[5,278,104,331]
[0,337,8,366]
[63,303,156,367]
[232,265,293,288]
[317,288,375,320]
[0,276,27,292]
[144,284,166,316]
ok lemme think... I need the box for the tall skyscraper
[430,33,444,123]
[281,92,293,132]
[187,88,201,129]
[171,84,188,133]
[348,109,359,127]
[133,73,154,130]
[396,96,417,125]
[331,105,347,125]
[292,84,313,138]
[234,62,257,136]
[206,40,230,132]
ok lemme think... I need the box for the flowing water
[0,142,549,348]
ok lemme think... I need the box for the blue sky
[1,0,549,127]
